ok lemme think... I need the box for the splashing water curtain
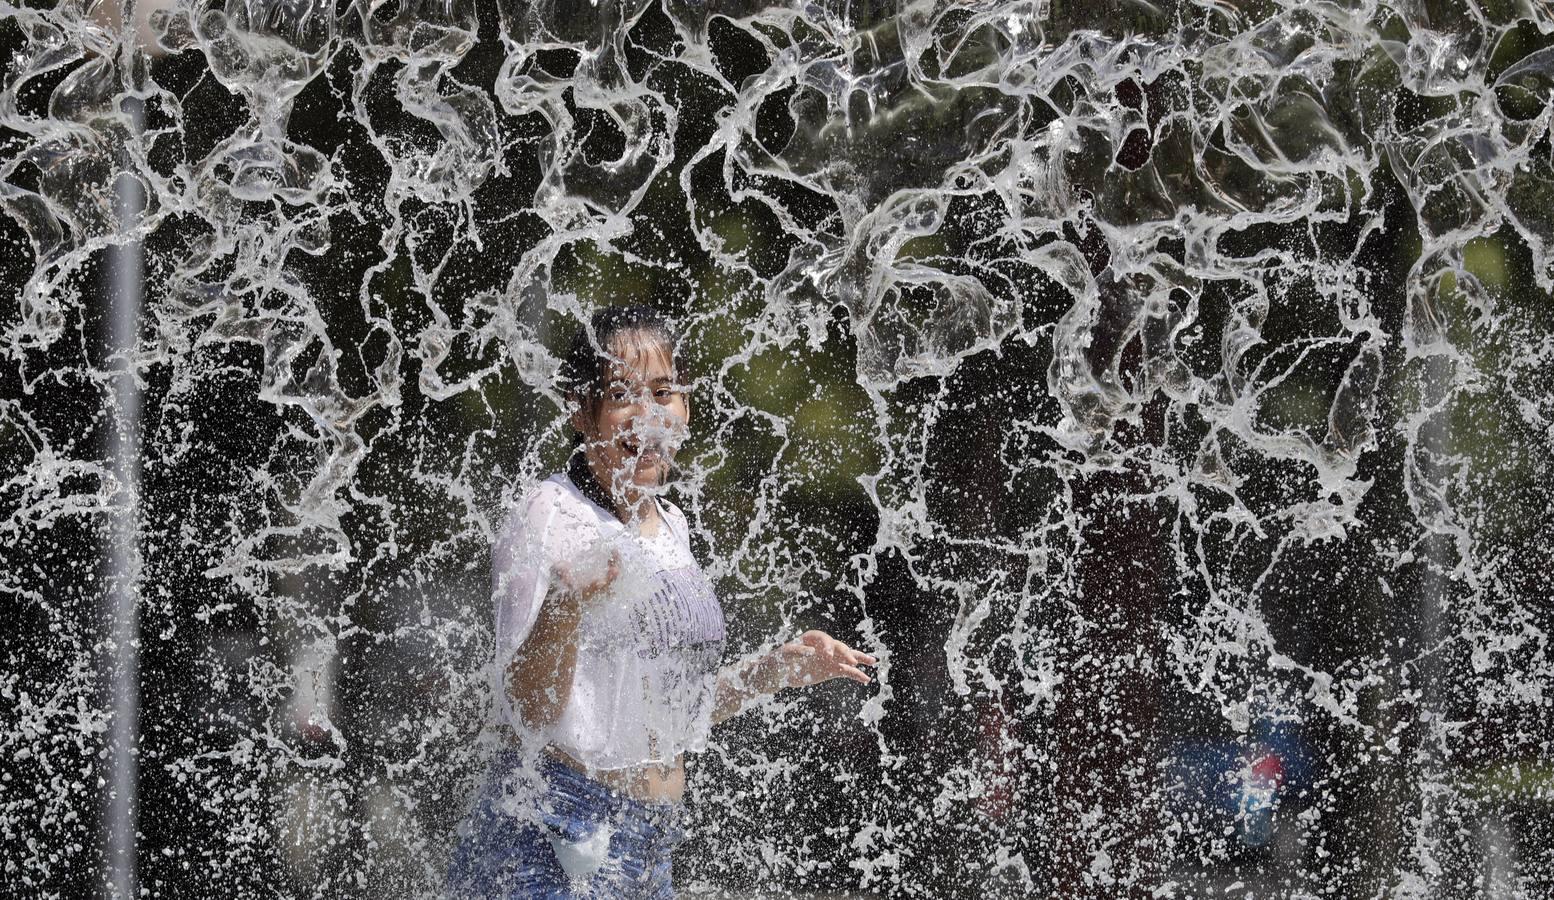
[3,1,1554,897]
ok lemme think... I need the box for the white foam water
[1,1,1552,897]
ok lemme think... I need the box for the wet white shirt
[492,473,727,769]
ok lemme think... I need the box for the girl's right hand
[552,549,620,608]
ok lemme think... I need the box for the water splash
[3,0,1553,896]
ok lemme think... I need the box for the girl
[449,305,878,898]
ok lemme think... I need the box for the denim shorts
[448,750,685,899]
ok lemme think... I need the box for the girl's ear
[568,394,593,439]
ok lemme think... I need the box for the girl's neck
[568,453,661,532]
[618,494,662,535]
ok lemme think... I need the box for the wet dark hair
[561,304,684,514]
[560,304,682,402]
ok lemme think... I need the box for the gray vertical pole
[104,84,145,900]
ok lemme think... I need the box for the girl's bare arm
[713,630,877,724]
[505,553,618,729]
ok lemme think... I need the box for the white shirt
[492,473,726,769]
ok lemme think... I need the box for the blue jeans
[448,751,684,899]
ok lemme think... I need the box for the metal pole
[104,87,144,900]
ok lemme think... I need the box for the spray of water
[2,0,1552,896]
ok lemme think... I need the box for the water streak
[2,0,1552,896]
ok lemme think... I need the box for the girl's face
[572,333,689,505]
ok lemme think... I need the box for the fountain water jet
[0,2,1551,896]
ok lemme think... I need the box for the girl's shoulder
[658,496,687,524]
[531,472,580,510]
[657,496,693,543]
[502,473,610,542]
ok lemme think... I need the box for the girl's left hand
[778,630,878,688]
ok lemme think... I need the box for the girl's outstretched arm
[713,630,878,724]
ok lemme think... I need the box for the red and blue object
[1165,723,1313,852]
